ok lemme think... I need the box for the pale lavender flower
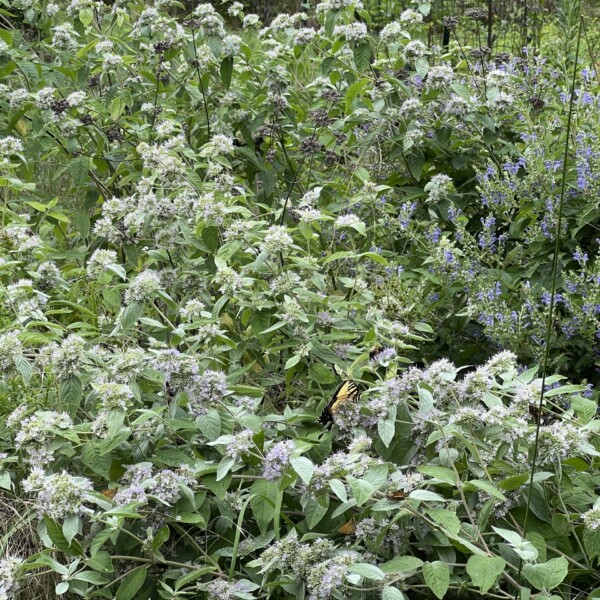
[263,440,294,480]
[0,556,23,599]
[186,369,228,416]
[114,484,148,506]
[149,469,182,504]
[23,470,92,519]
[228,430,254,460]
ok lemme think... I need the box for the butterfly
[100,488,117,500]
[386,490,406,500]
[338,519,357,535]
[528,403,558,425]
[319,379,361,425]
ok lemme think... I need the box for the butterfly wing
[319,380,360,425]
[338,519,357,535]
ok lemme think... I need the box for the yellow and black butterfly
[319,379,361,425]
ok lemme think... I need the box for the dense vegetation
[2,0,600,598]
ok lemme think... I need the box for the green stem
[515,13,583,596]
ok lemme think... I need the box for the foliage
[1,0,600,598]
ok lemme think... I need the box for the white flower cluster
[179,298,206,321]
[45,334,87,379]
[3,279,48,322]
[0,556,23,600]
[425,173,454,203]
[332,22,368,41]
[200,134,235,159]
[23,468,92,520]
[403,40,428,61]
[52,24,78,51]
[0,330,23,371]
[334,213,362,228]
[317,0,364,11]
[124,270,163,304]
[0,137,24,170]
[35,87,56,109]
[400,8,424,24]
[12,410,72,465]
[227,2,244,17]
[136,136,187,180]
[260,225,293,256]
[425,64,454,91]
[294,27,317,45]
[86,249,119,278]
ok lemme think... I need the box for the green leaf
[381,556,423,574]
[107,263,127,280]
[499,473,528,491]
[348,563,385,581]
[427,509,461,536]
[324,9,338,37]
[378,417,395,447]
[151,525,170,551]
[174,567,215,590]
[121,301,143,330]
[522,557,568,591]
[176,512,206,525]
[73,570,109,585]
[422,561,450,599]
[207,35,222,58]
[408,490,446,502]
[345,78,369,114]
[91,529,113,556]
[0,29,13,46]
[571,395,597,423]
[81,442,111,478]
[492,526,538,561]
[544,384,588,397]
[415,57,429,77]
[285,354,301,370]
[381,586,406,600]
[0,472,11,490]
[197,409,221,441]
[348,477,375,506]
[465,479,505,500]
[382,587,406,600]
[329,479,347,502]
[305,495,329,528]
[417,466,457,485]
[290,456,314,484]
[216,456,235,481]
[406,152,425,180]
[584,527,600,560]
[79,7,93,26]
[60,376,83,417]
[116,566,148,600]
[109,96,126,120]
[220,56,233,89]
[466,555,505,594]
[250,480,277,534]
[56,582,69,595]
[43,517,83,556]
[13,354,32,385]
[361,251,389,266]
[202,226,219,252]
[62,514,79,545]
[69,155,89,186]
[353,42,371,73]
